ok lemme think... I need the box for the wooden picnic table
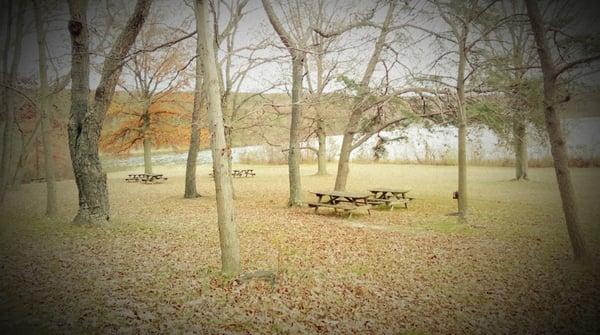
[368,188,412,209]
[210,169,256,178]
[308,190,372,217]
[125,173,168,183]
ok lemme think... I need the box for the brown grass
[1,163,599,334]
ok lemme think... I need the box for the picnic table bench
[308,191,372,217]
[368,188,413,210]
[125,173,168,184]
[209,169,256,178]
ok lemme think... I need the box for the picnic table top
[368,188,410,194]
[129,173,163,177]
[310,190,371,199]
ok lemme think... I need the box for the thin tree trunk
[142,110,152,174]
[456,40,468,219]
[287,54,304,206]
[0,0,25,203]
[197,0,240,275]
[67,0,151,224]
[316,118,327,175]
[525,0,589,261]
[184,34,203,199]
[34,0,57,216]
[0,0,13,193]
[513,118,528,180]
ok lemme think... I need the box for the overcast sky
[6,0,600,95]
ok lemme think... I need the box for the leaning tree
[524,0,600,261]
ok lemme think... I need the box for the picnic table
[209,169,256,178]
[125,173,168,184]
[308,190,372,217]
[368,188,412,209]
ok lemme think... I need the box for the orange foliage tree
[100,19,194,174]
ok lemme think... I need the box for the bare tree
[524,0,600,261]
[261,0,311,206]
[300,0,358,176]
[196,0,240,275]
[67,0,152,224]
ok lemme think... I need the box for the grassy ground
[1,163,599,334]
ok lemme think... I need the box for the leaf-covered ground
[1,163,599,334]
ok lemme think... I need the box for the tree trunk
[457,120,467,218]
[143,138,152,174]
[224,125,236,199]
[332,2,395,191]
[0,0,25,204]
[184,18,204,199]
[67,0,151,224]
[287,54,304,206]
[316,119,327,175]
[513,118,528,180]
[525,0,589,261]
[456,39,468,220]
[197,0,240,275]
[34,0,57,216]
[142,111,152,174]
[334,132,353,191]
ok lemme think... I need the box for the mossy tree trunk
[67,0,151,224]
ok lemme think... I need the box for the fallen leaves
[0,164,599,334]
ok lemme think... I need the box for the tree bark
[0,0,12,189]
[143,138,152,174]
[34,0,57,216]
[334,131,354,191]
[0,0,25,204]
[316,118,327,175]
[142,110,152,174]
[184,31,204,199]
[525,0,589,260]
[287,54,304,206]
[67,0,151,224]
[197,0,240,275]
[513,118,528,180]
[456,39,468,219]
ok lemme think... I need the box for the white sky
[7,0,600,95]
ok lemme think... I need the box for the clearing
[1,163,599,334]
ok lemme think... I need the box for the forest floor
[1,163,599,334]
